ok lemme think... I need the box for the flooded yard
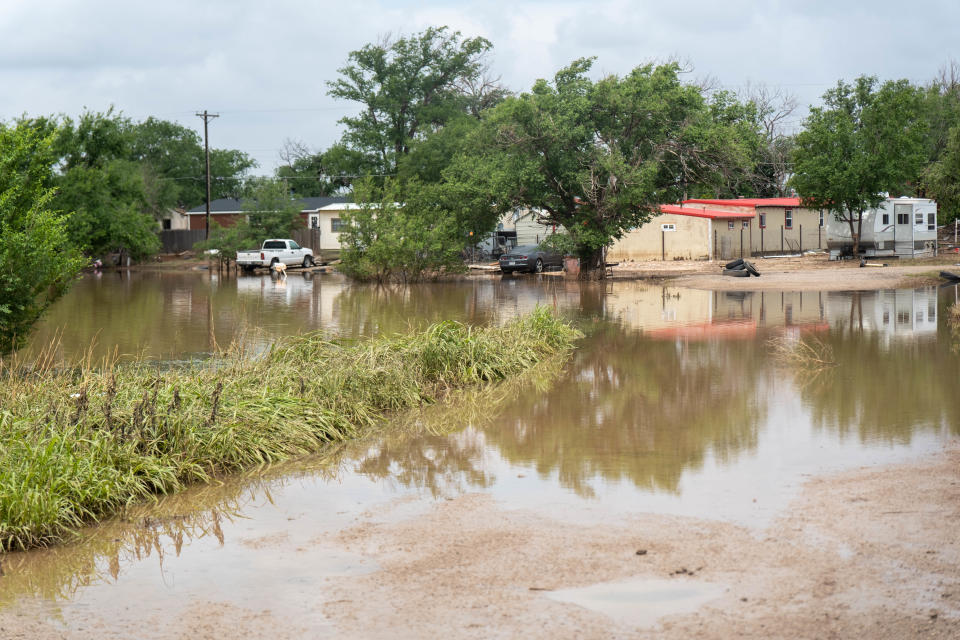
[2,271,959,638]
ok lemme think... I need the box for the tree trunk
[853,210,864,258]
[578,246,606,280]
[846,216,860,258]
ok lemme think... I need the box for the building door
[893,203,913,256]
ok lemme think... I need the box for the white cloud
[1,0,957,176]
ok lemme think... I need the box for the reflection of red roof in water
[646,320,831,341]
[646,320,757,341]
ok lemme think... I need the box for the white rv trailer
[827,197,938,260]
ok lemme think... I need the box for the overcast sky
[2,0,957,175]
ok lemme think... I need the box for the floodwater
[3,270,960,633]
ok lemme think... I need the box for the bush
[0,122,85,353]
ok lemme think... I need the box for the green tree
[274,139,353,197]
[326,27,495,177]
[339,178,467,282]
[921,60,960,224]
[449,58,744,276]
[925,125,960,225]
[791,77,928,256]
[25,109,254,261]
[242,180,304,240]
[0,121,85,353]
[55,159,160,260]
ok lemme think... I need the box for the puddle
[545,577,726,627]
[4,276,958,635]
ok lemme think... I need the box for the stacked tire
[722,258,760,277]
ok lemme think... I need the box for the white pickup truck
[236,239,314,272]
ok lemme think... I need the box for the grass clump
[0,308,581,551]
[767,332,837,384]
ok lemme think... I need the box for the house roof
[659,204,754,220]
[682,197,802,209]
[186,196,352,215]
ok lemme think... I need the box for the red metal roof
[658,204,754,220]
[683,197,801,208]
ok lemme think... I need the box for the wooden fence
[159,229,206,253]
[158,227,339,262]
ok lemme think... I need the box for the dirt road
[3,443,957,639]
[613,254,959,291]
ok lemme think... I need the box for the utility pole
[196,110,220,240]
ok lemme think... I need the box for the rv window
[897,212,909,225]
[915,212,923,225]
[759,213,766,229]
[928,213,936,231]
[882,213,890,225]
[784,209,793,229]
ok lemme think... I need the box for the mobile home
[827,197,938,260]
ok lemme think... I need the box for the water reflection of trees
[482,325,767,495]
[800,331,960,442]
[0,460,343,606]
[347,361,568,497]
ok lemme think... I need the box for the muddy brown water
[3,271,960,634]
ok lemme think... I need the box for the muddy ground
[610,254,960,291]
[2,443,957,639]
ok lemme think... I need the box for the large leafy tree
[791,77,928,255]
[448,58,750,276]
[0,121,85,353]
[339,178,467,282]
[922,60,960,224]
[241,180,304,239]
[326,26,495,178]
[40,109,254,259]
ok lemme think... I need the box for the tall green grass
[0,308,581,551]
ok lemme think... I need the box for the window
[819,210,824,227]
[895,203,911,225]
[784,209,793,229]
[915,212,924,225]
[728,220,734,230]
[759,213,766,229]
[162,219,172,230]
[331,218,345,232]
[309,214,319,229]
[927,213,936,231]
[660,223,676,231]
[882,213,890,225]
[743,220,750,229]
[288,240,301,250]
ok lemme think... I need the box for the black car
[498,244,563,274]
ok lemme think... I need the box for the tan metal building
[684,198,826,256]
[607,204,754,261]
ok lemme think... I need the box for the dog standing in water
[272,262,287,278]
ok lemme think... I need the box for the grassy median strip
[0,308,581,551]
